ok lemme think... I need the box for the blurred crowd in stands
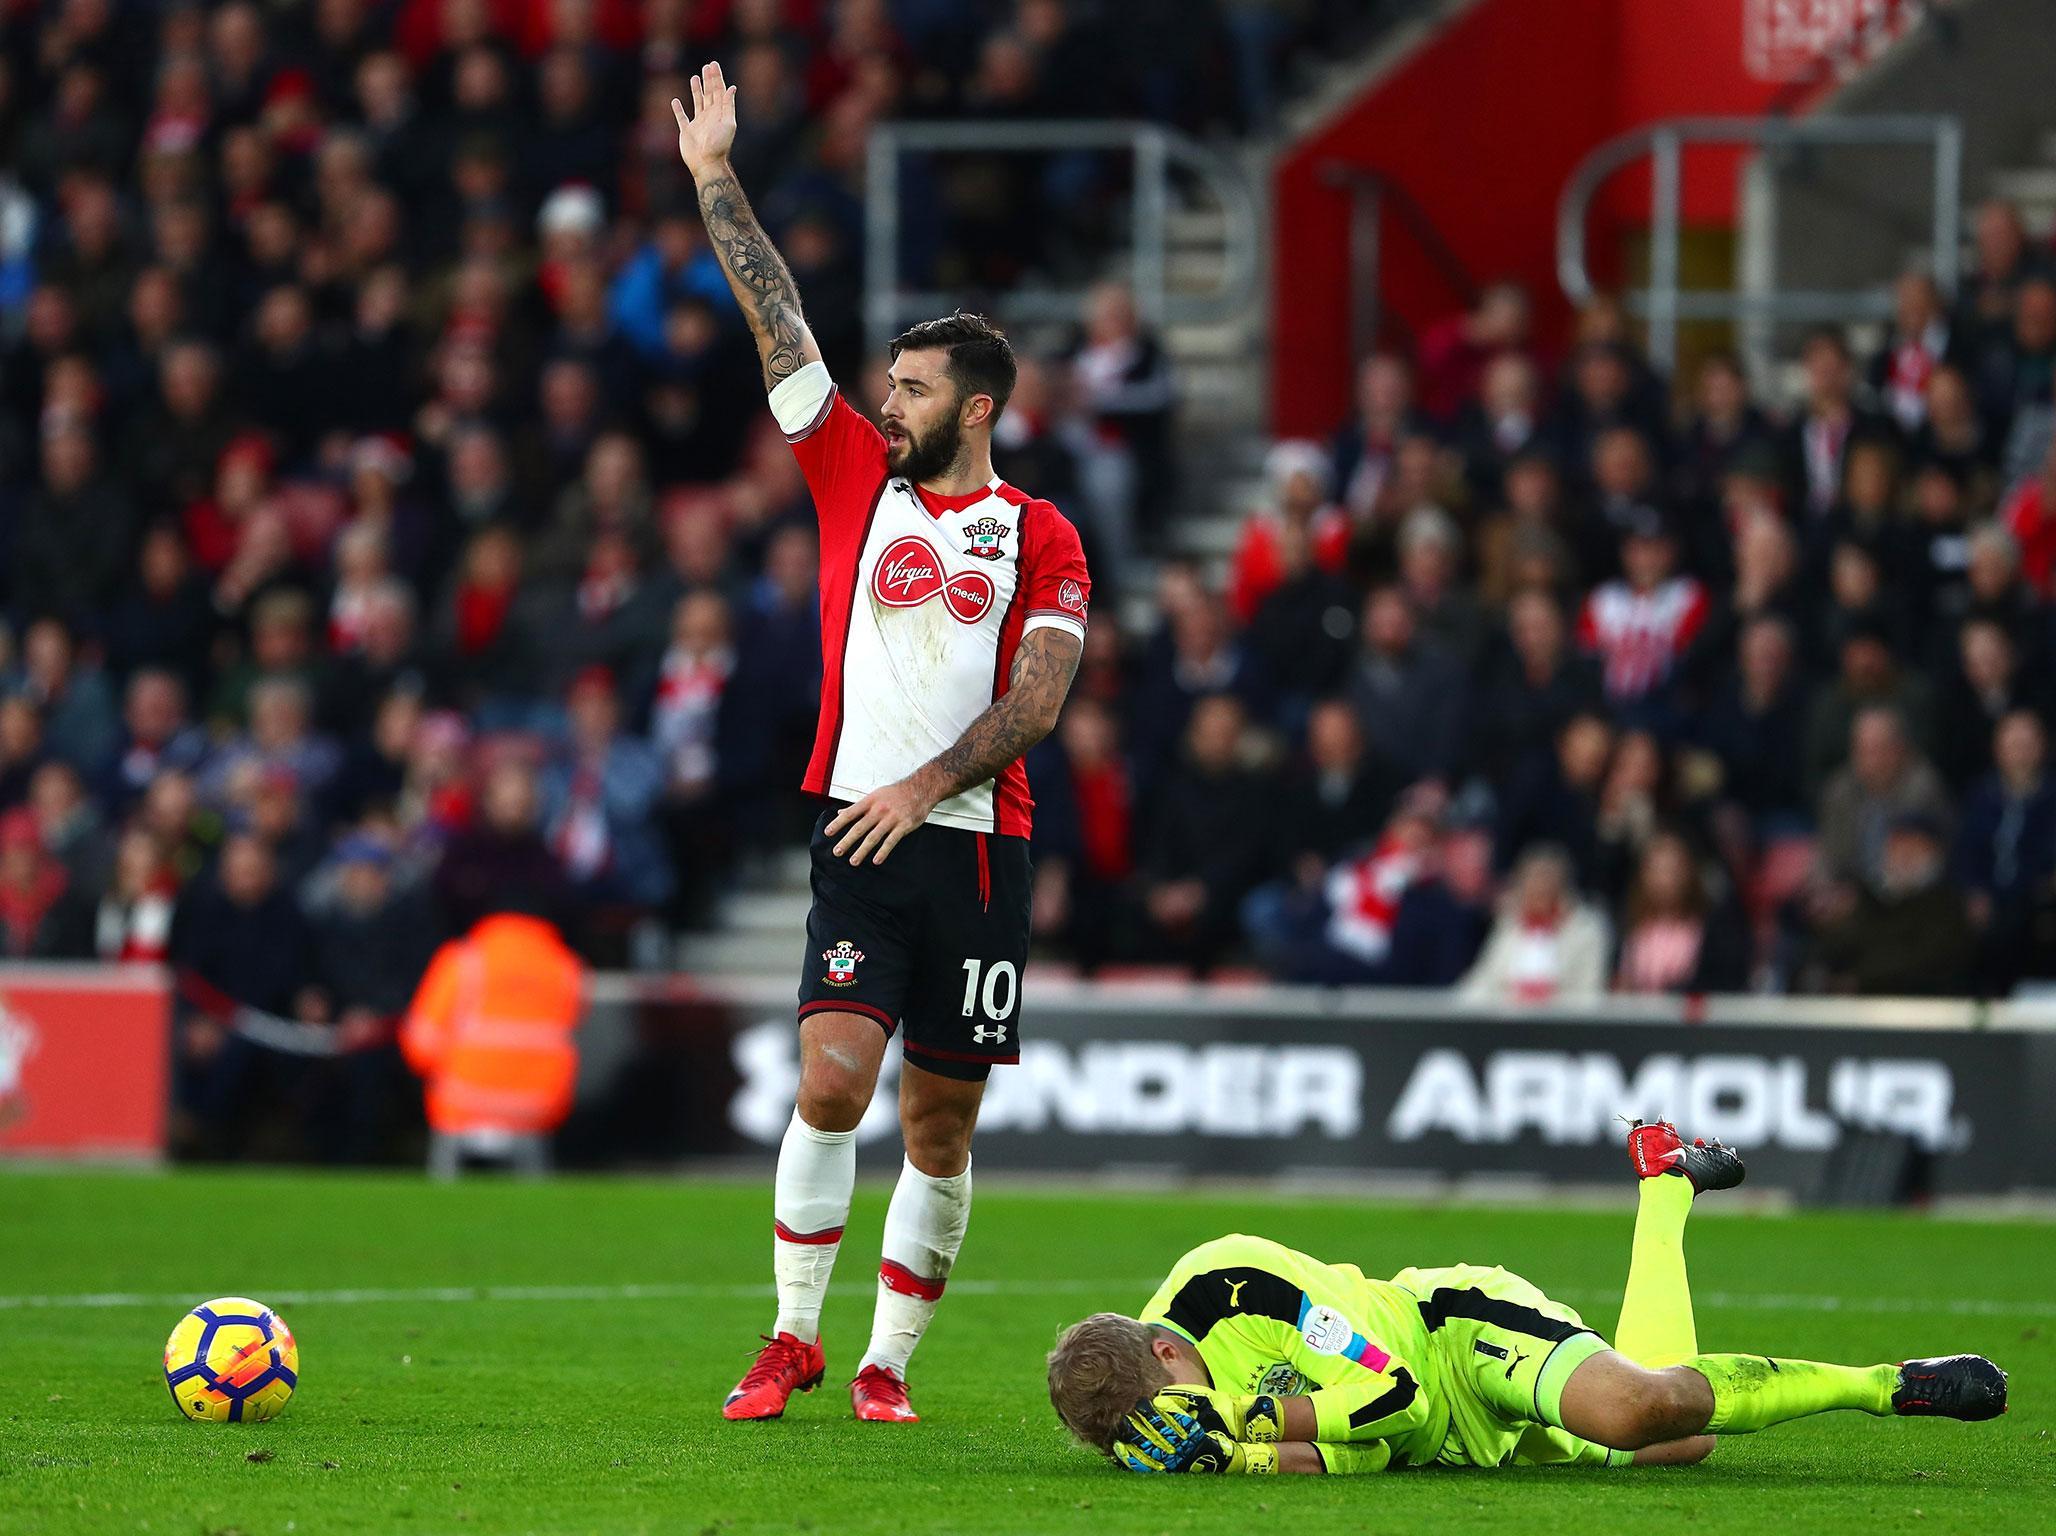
[0,0,1377,1155]
[4,0,2056,1166]
[0,2,1335,960]
[1090,218,2056,1004]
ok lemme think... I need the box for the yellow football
[162,1298,299,1423]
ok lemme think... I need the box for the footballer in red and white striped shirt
[674,62,1090,1428]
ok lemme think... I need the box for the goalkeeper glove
[1150,1385,1287,1443]
[1112,1394,1280,1475]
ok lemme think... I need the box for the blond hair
[1046,1313,1170,1454]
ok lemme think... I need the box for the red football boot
[1626,1119,1746,1193]
[722,1332,826,1421]
[850,1363,920,1423]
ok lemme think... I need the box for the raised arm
[672,62,823,389]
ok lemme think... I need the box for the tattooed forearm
[916,627,1083,802]
[694,170,816,385]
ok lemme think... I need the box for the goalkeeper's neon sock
[850,1363,920,1424]
[1614,1157,1698,1367]
[858,1155,971,1387]
[1892,1356,2009,1420]
[722,1332,826,1421]
[770,1109,855,1345]
[1687,1353,1898,1433]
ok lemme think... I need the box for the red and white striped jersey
[1577,576,1709,702]
[771,362,1091,837]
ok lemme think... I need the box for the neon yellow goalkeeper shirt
[1139,1233,1446,1467]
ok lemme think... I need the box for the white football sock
[771,1109,856,1345]
[859,1155,971,1380]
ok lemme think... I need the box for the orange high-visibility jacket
[400,913,586,1135]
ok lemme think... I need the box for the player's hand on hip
[825,777,938,865]
[672,61,738,177]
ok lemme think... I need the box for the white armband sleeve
[768,361,836,440]
[1022,612,1087,643]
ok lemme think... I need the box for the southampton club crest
[822,940,865,987]
[960,516,1010,560]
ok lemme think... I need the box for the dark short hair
[889,310,1017,420]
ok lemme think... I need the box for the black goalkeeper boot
[1892,1356,2009,1421]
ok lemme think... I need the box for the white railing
[1556,113,1962,377]
[862,119,1260,350]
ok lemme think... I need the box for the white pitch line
[0,1281,2047,1319]
[1634,1288,2055,1320]
[0,1278,1131,1312]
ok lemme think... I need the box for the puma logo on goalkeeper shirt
[1226,1280,1249,1310]
[1473,1339,1529,1377]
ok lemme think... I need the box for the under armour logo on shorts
[972,1024,1008,1045]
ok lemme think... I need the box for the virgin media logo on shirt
[872,536,994,624]
[873,536,943,606]
[942,571,994,621]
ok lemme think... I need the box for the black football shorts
[798,802,1032,1081]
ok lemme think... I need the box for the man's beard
[888,411,966,484]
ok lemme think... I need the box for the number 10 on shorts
[959,959,1018,1020]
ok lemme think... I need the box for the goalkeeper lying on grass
[1047,1121,2007,1474]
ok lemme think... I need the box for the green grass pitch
[1,1171,2050,1536]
